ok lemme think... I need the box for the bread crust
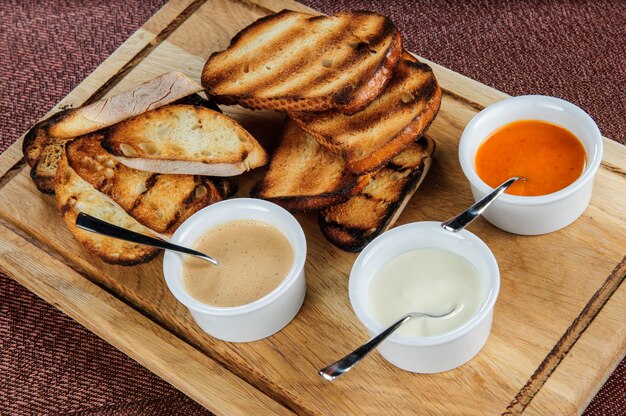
[252,175,370,212]
[338,30,402,115]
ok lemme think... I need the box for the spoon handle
[441,176,523,233]
[75,212,219,266]
[319,313,415,381]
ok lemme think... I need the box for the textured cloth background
[1,0,624,415]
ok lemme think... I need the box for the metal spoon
[75,212,219,266]
[441,176,525,232]
[319,306,456,381]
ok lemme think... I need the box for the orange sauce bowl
[458,96,603,235]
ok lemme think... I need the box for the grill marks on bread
[291,57,441,174]
[202,10,402,113]
[66,135,223,235]
[319,136,435,252]
[251,120,369,211]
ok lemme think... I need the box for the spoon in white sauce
[319,307,456,381]
[319,177,525,381]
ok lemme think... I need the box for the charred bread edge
[346,85,440,174]
[250,174,370,212]
[319,136,435,252]
[336,29,403,115]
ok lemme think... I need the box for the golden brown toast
[201,10,402,114]
[291,55,441,174]
[101,104,268,176]
[23,72,207,194]
[319,136,435,252]
[66,135,225,235]
[54,152,160,266]
[251,120,369,211]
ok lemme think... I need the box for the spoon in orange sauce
[474,120,586,196]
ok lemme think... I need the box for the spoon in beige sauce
[75,212,219,266]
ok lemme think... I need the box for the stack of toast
[23,9,442,264]
[23,72,267,265]
[202,10,441,252]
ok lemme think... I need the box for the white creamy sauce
[367,248,486,337]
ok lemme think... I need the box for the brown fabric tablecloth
[1,1,624,415]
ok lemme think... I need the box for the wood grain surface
[0,0,624,415]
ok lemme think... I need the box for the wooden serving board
[1,1,625,415]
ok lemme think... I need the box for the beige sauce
[183,220,294,307]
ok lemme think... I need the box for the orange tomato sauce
[474,120,586,196]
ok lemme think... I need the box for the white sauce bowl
[349,221,500,373]
[163,198,306,342]
[458,95,603,235]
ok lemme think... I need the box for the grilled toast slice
[201,10,402,114]
[291,55,441,174]
[54,152,160,265]
[101,104,268,176]
[66,135,225,235]
[319,136,435,252]
[251,120,369,211]
[23,72,206,194]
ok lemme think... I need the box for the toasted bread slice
[49,72,203,139]
[54,152,160,265]
[66,135,225,235]
[201,10,402,114]
[101,104,268,176]
[319,136,435,252]
[291,55,441,174]
[23,72,206,194]
[251,120,369,211]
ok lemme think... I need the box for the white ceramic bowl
[349,221,500,373]
[459,95,603,235]
[163,198,306,342]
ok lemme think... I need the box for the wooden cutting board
[1,0,624,415]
